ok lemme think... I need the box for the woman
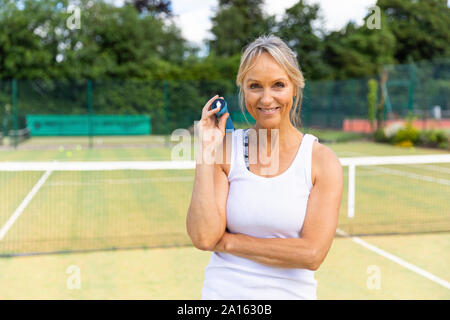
[187,35,343,300]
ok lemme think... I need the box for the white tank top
[201,129,319,300]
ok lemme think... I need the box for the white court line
[365,166,450,186]
[336,229,450,290]
[409,164,450,174]
[42,176,194,187]
[0,170,52,241]
[336,151,366,157]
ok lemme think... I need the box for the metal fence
[1,60,448,147]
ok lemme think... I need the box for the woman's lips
[258,107,280,115]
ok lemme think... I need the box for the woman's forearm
[220,233,319,270]
[186,162,225,250]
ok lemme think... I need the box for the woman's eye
[249,83,284,89]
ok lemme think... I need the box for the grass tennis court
[0,234,448,299]
[0,136,449,299]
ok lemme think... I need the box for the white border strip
[339,154,450,166]
[336,229,450,290]
[0,161,197,171]
[0,155,449,171]
[0,170,52,241]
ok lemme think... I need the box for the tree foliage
[377,0,450,62]
[127,0,173,16]
[0,0,448,133]
[208,0,275,57]
[274,0,329,80]
[0,0,185,80]
[322,17,397,79]
[0,0,448,81]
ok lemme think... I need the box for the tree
[322,17,396,80]
[67,1,187,79]
[0,0,186,80]
[275,0,329,80]
[127,0,173,17]
[0,0,68,79]
[377,0,450,63]
[208,0,275,57]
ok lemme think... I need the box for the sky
[170,0,378,45]
[110,0,378,52]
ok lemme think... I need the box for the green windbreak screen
[26,115,151,136]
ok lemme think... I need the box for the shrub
[419,129,449,149]
[393,124,420,145]
[438,141,449,149]
[383,122,405,141]
[395,140,413,148]
[374,128,389,142]
[373,114,449,150]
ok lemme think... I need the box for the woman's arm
[213,142,344,270]
[186,96,230,250]
[187,139,230,251]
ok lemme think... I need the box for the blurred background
[0,0,449,299]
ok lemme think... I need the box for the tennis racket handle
[225,117,234,132]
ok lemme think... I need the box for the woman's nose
[260,89,274,106]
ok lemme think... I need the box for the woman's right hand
[196,95,230,159]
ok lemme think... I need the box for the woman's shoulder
[310,139,342,186]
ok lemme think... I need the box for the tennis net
[0,161,195,256]
[338,154,450,236]
[0,154,449,256]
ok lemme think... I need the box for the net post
[12,78,18,149]
[164,80,169,147]
[348,163,356,219]
[327,82,332,128]
[87,80,93,149]
[350,79,356,132]
[303,82,310,129]
[408,62,415,113]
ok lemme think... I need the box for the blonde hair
[236,34,305,128]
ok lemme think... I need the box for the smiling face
[243,52,297,129]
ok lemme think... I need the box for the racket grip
[225,116,234,132]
